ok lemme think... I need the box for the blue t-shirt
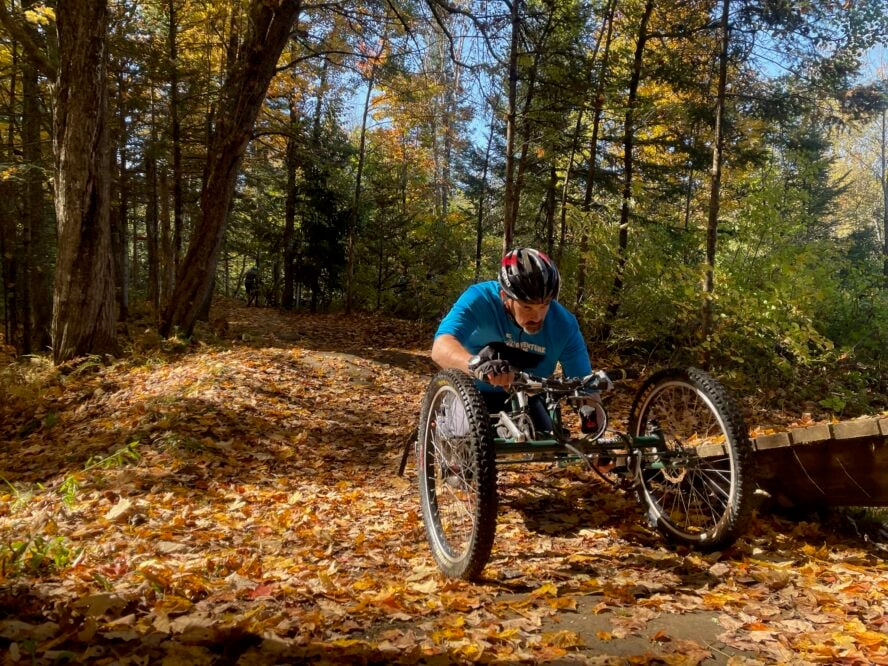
[435,281,591,392]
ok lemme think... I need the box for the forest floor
[2,299,888,665]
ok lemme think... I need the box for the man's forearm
[431,334,472,373]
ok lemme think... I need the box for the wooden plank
[789,424,831,446]
[752,417,888,508]
[830,418,880,440]
[754,435,888,507]
[753,432,790,451]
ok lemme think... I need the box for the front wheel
[417,370,497,580]
[628,368,754,551]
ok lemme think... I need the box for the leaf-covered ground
[2,301,888,665]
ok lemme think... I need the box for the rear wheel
[628,368,754,550]
[417,370,497,580]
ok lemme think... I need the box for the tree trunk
[502,0,520,254]
[110,199,127,322]
[146,151,160,320]
[544,163,557,255]
[22,41,53,353]
[160,0,302,338]
[510,9,553,241]
[882,107,887,286]
[558,107,584,265]
[575,0,616,310]
[553,0,617,264]
[283,95,298,309]
[160,167,174,303]
[430,113,442,222]
[604,0,654,334]
[168,0,184,280]
[1,32,16,347]
[701,0,731,359]
[375,239,384,310]
[346,45,380,314]
[440,36,461,220]
[112,77,129,323]
[52,0,117,364]
[475,116,494,282]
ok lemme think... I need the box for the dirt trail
[1,301,886,665]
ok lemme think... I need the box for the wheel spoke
[631,370,752,548]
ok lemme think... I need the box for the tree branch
[425,0,505,67]
[276,48,367,71]
[384,0,413,36]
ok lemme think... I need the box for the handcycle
[399,361,756,580]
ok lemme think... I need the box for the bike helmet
[498,247,560,303]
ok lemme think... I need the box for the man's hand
[468,346,515,388]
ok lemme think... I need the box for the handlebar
[509,368,639,394]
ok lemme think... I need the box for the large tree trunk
[160,0,302,338]
[52,0,117,364]
[701,0,731,357]
[604,0,653,336]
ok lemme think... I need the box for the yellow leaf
[24,7,55,25]
[530,582,558,598]
[542,630,584,648]
[431,626,465,643]
[153,596,193,615]
[454,643,484,660]
[547,596,577,610]
[855,631,887,648]
[492,627,520,641]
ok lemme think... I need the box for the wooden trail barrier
[747,416,888,508]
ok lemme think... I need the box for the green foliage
[0,440,144,581]
[59,474,79,508]
[83,441,142,472]
[1,536,83,579]
[1,476,38,514]
[816,228,888,367]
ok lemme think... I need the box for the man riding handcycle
[405,248,756,580]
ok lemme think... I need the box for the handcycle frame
[407,365,756,580]
[489,370,653,479]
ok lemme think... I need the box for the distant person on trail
[431,247,602,434]
[245,265,260,307]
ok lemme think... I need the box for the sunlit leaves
[23,5,54,26]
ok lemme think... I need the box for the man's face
[503,293,551,334]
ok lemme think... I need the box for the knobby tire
[628,367,755,550]
[417,370,497,580]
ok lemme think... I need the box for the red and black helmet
[498,248,560,303]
